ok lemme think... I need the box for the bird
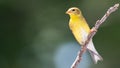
[66,7,103,64]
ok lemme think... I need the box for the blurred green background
[0,0,120,68]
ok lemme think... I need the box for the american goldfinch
[66,7,103,63]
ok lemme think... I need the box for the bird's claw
[90,27,97,33]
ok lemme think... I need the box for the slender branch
[71,3,119,68]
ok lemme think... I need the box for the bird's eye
[72,9,75,11]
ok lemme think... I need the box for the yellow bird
[66,7,103,63]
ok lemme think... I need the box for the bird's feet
[90,27,97,33]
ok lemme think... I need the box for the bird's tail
[87,40,103,64]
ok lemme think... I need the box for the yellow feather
[66,7,103,63]
[66,7,90,45]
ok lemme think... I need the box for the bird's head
[66,7,82,16]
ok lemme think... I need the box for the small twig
[71,3,119,68]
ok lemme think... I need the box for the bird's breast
[69,21,89,45]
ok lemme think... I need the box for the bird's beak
[66,10,70,14]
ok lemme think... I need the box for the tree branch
[71,3,119,68]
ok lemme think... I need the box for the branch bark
[71,3,119,68]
